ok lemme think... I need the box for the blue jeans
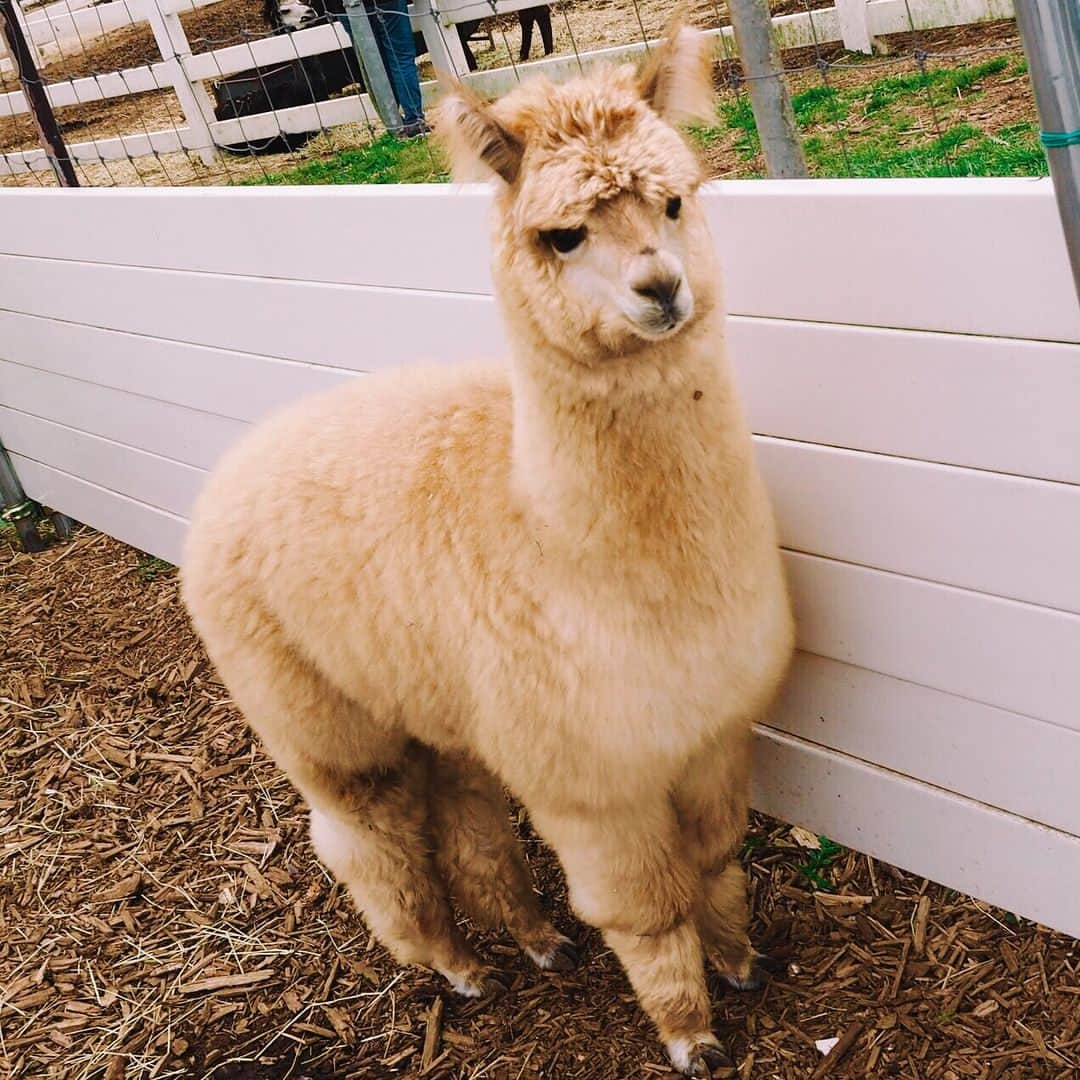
[337,2,423,128]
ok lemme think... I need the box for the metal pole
[343,0,401,135]
[0,0,79,187]
[1014,1,1080,301]
[727,0,808,179]
[0,440,48,553]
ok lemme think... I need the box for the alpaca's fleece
[183,25,794,1076]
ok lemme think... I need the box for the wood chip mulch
[1,526,1077,1079]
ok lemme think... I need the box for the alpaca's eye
[541,227,587,254]
[666,196,682,221]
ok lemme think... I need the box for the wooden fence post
[142,0,217,165]
[10,0,43,68]
[836,0,875,54]
[728,0,809,178]
[412,0,469,78]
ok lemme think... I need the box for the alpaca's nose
[633,276,681,310]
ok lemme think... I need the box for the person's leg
[368,0,424,127]
[456,21,480,72]
[339,10,404,130]
[518,11,534,62]
[537,6,553,54]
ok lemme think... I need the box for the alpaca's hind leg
[675,728,772,990]
[302,747,500,997]
[429,753,577,972]
[530,800,728,1077]
[195,603,492,997]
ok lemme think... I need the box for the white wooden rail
[1,0,1018,175]
[1,178,1078,936]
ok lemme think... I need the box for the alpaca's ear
[434,82,524,184]
[638,24,716,127]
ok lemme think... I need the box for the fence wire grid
[0,0,1047,188]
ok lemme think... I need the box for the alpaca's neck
[508,309,753,563]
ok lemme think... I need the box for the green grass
[792,836,844,893]
[862,57,1010,113]
[694,53,1045,180]
[136,555,175,583]
[251,133,447,186]
[801,119,1046,178]
[251,53,1045,185]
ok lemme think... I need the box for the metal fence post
[343,0,400,134]
[1014,0,1080,301]
[0,0,78,186]
[0,439,49,552]
[727,0,808,178]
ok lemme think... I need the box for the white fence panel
[752,727,1080,941]
[2,178,1078,938]
[772,654,1080,836]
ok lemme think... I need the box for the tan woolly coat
[183,28,794,1077]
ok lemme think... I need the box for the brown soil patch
[0,0,266,177]
[0,0,266,92]
[1,522,1077,1079]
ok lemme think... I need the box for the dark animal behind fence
[214,3,553,154]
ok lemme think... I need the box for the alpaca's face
[503,105,715,359]
[524,183,708,355]
[437,25,718,360]
[276,0,316,29]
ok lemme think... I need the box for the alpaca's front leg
[675,727,775,990]
[529,801,729,1077]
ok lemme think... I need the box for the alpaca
[182,25,794,1077]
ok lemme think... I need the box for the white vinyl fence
[2,177,1079,937]
[0,0,1018,176]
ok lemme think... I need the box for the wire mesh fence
[0,0,1047,188]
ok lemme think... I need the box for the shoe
[397,119,430,139]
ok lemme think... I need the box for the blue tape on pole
[1040,128,1080,148]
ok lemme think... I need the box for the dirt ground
[2,523,1077,1079]
[0,4,1033,187]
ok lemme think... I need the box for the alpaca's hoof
[527,935,579,972]
[720,952,783,992]
[444,967,509,998]
[480,970,511,996]
[668,1034,733,1077]
[753,951,787,976]
[722,967,763,992]
[546,939,579,972]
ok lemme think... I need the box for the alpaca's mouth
[630,299,694,340]
[623,276,694,341]
[635,314,687,340]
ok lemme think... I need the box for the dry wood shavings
[1,525,1077,1079]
